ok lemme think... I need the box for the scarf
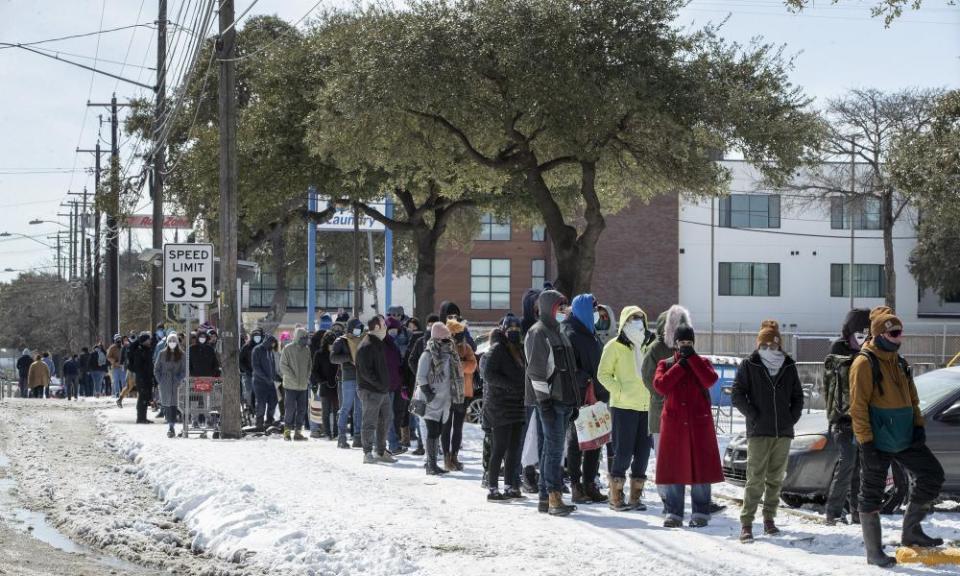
[344,334,361,363]
[759,349,786,377]
[427,339,464,404]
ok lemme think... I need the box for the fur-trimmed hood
[663,305,692,349]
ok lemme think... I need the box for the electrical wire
[114,0,149,91]
[0,23,156,50]
[218,0,325,62]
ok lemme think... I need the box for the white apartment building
[679,160,960,333]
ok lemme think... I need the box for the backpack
[823,354,854,424]
[857,349,912,397]
[97,348,107,368]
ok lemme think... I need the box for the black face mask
[454,332,466,343]
[678,345,695,358]
[875,335,901,352]
[506,331,521,344]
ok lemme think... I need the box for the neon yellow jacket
[598,305,650,412]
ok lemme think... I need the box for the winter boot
[861,511,896,567]
[584,481,608,504]
[352,436,362,448]
[538,496,549,514]
[283,429,292,441]
[763,517,781,536]
[739,525,754,543]
[425,438,447,475]
[378,452,398,464]
[570,482,589,505]
[294,430,308,441]
[521,466,539,494]
[548,491,576,517]
[310,428,323,439]
[401,426,411,447]
[363,452,377,465]
[901,502,944,547]
[450,450,464,471]
[444,453,456,473]
[608,477,629,511]
[412,441,425,457]
[628,476,647,511]
[337,437,350,449]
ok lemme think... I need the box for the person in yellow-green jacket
[598,305,655,512]
[849,306,944,568]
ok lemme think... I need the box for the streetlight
[29,219,69,229]
[0,231,55,249]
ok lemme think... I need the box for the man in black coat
[356,316,394,464]
[128,333,156,423]
[190,330,221,377]
[16,349,32,398]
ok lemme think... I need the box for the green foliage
[0,274,89,354]
[783,0,938,27]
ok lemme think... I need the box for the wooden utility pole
[151,0,167,329]
[217,0,242,439]
[78,134,106,342]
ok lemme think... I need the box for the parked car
[723,366,960,513]
[464,335,491,425]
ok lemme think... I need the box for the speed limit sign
[163,243,215,304]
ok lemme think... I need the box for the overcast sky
[0,0,957,279]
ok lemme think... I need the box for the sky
[0,0,957,280]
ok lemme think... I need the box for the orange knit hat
[869,306,903,337]
[756,320,782,349]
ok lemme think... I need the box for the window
[718,262,780,297]
[531,259,545,289]
[532,225,546,242]
[471,259,511,310]
[831,264,886,298]
[831,196,882,230]
[719,194,781,228]
[248,264,354,309]
[475,213,511,241]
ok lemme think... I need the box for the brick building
[433,195,680,323]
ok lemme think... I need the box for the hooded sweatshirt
[280,327,313,391]
[252,335,279,385]
[640,309,675,433]
[521,289,541,337]
[562,294,605,404]
[524,290,579,407]
[598,305,651,412]
[595,304,618,344]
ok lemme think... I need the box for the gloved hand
[421,385,436,403]
[678,356,689,368]
[912,426,926,446]
[860,441,883,473]
[538,399,555,424]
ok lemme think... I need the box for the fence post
[943,324,948,367]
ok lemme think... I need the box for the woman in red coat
[653,322,724,528]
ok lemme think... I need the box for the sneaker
[504,488,526,500]
[412,445,425,456]
[663,517,683,528]
[363,452,377,464]
[378,452,398,464]
[740,525,754,543]
[487,490,509,503]
[388,446,408,456]
[688,517,709,528]
[337,438,350,449]
[167,429,175,438]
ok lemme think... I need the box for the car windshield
[915,370,960,412]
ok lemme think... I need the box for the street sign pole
[183,303,191,438]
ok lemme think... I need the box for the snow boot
[570,482,589,505]
[608,477,629,511]
[521,466,539,494]
[628,476,647,511]
[310,428,323,439]
[283,429,292,441]
[363,452,377,464]
[538,496,549,514]
[378,452,398,464]
[548,491,576,517]
[425,437,447,475]
[504,487,526,500]
[584,481,608,504]
[294,430,308,441]
[901,502,944,547]
[352,436,362,448]
[664,517,683,528]
[401,426,411,447]
[740,525,754,543]
[450,450,464,471]
[763,517,781,536]
[487,488,508,503]
[861,511,897,567]
[338,437,350,449]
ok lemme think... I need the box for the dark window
[471,259,511,310]
[719,194,781,228]
[476,213,511,241]
[718,262,780,297]
[830,196,882,230]
[249,264,354,309]
[830,264,886,298]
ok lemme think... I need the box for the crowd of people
[11,291,945,567]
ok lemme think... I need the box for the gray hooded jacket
[524,290,580,407]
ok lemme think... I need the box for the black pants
[610,407,651,478]
[321,396,338,438]
[859,442,944,513]
[490,423,523,490]
[441,404,466,455]
[825,421,861,517]
[136,386,153,422]
[426,418,444,439]
[566,424,602,484]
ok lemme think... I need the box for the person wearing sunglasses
[731,320,804,542]
[849,306,945,567]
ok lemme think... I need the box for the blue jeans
[338,379,362,440]
[386,391,401,451]
[111,368,126,397]
[658,483,712,521]
[64,375,79,400]
[536,403,573,498]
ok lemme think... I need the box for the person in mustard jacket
[849,306,944,567]
[598,305,655,511]
[27,354,51,398]
[443,319,477,471]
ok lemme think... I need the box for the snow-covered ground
[98,404,960,576]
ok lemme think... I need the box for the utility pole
[151,0,167,329]
[88,95,130,341]
[217,0,242,439]
[352,203,361,319]
[849,135,856,310]
[78,127,106,342]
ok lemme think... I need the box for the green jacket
[280,328,313,391]
[598,305,650,412]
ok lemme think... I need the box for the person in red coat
[653,322,724,528]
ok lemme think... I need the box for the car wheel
[880,461,909,515]
[781,493,806,509]
[465,397,484,425]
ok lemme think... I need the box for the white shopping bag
[575,401,612,451]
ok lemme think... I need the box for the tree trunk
[882,189,897,309]
[263,225,288,332]
[413,226,437,322]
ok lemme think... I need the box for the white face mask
[167,342,177,350]
[198,337,207,344]
[253,335,262,344]
[352,328,363,337]
[623,321,645,343]
[593,311,601,325]
[853,331,868,348]
[555,312,567,323]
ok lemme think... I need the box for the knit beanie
[869,306,903,337]
[674,323,695,345]
[756,320,782,349]
[431,322,452,340]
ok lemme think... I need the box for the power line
[0,23,156,50]
[218,0,325,62]
[23,45,156,71]
[114,0,150,91]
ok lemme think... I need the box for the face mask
[506,331,521,344]
[372,326,387,339]
[593,311,601,325]
[167,342,177,350]
[853,331,868,349]
[678,345,695,358]
[198,337,207,344]
[623,322,645,344]
[298,337,308,346]
[388,329,399,337]
[253,335,262,344]
[555,312,567,323]
[875,335,901,352]
[352,328,363,337]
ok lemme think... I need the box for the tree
[312,0,821,296]
[890,90,960,299]
[0,273,89,355]
[783,0,938,26]
[785,88,943,309]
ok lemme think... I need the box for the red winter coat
[653,353,724,486]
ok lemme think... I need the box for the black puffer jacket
[482,332,526,428]
[561,316,606,405]
[732,351,805,438]
[356,334,390,394]
[189,343,221,377]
